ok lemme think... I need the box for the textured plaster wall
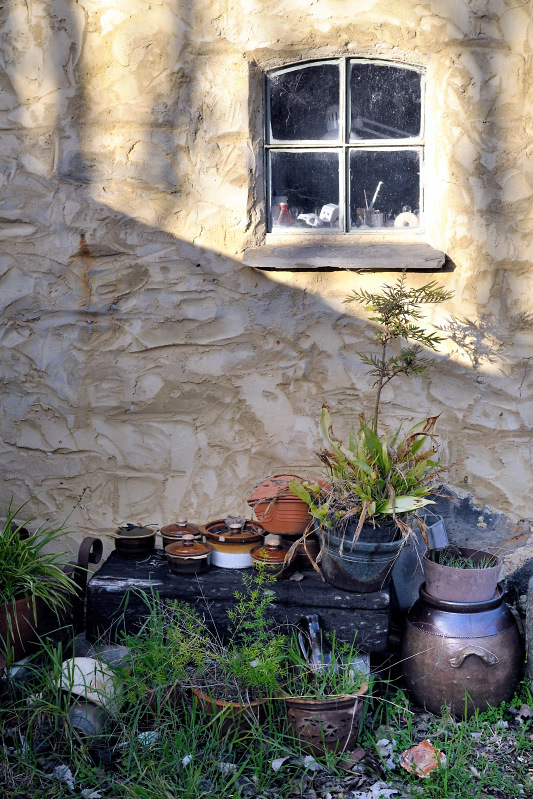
[1,0,533,564]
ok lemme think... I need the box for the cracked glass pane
[350,63,421,141]
[269,64,340,142]
[270,151,340,229]
[349,149,420,230]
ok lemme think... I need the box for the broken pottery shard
[399,739,446,778]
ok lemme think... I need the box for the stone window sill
[242,233,446,271]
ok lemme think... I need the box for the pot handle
[449,646,498,668]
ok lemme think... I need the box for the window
[265,58,424,234]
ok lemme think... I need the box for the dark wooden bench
[86,549,391,652]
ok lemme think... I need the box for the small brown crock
[112,524,156,557]
[165,535,212,575]
[160,518,203,549]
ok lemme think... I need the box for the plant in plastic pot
[289,276,455,592]
[289,408,450,591]
[0,499,78,663]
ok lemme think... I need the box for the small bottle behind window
[276,202,295,226]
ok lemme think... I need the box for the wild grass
[1,625,531,799]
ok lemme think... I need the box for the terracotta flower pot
[282,682,369,756]
[247,475,313,535]
[423,547,502,602]
[191,687,268,732]
[0,595,45,662]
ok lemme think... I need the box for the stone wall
[1,0,533,564]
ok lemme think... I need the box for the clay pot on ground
[0,595,45,662]
[112,524,156,558]
[202,519,264,568]
[401,585,522,718]
[191,687,268,732]
[282,683,369,756]
[250,534,296,579]
[160,519,203,549]
[165,535,212,575]
[247,475,313,535]
[423,546,502,603]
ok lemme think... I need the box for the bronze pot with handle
[400,584,522,718]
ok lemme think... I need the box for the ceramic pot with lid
[112,524,156,557]
[160,518,203,549]
[202,519,264,568]
[165,535,212,576]
[247,474,313,535]
[250,534,296,578]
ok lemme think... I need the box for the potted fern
[0,500,78,662]
[290,275,454,592]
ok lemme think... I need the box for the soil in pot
[423,546,502,602]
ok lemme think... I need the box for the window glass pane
[350,64,421,140]
[270,151,340,230]
[269,64,340,142]
[349,150,420,230]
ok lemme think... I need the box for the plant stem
[373,337,388,434]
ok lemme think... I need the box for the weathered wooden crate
[86,550,391,652]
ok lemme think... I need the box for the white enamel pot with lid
[202,519,264,568]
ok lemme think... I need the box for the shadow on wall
[437,311,533,370]
[0,0,531,543]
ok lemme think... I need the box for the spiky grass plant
[0,499,77,613]
[290,409,451,548]
[0,500,78,663]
